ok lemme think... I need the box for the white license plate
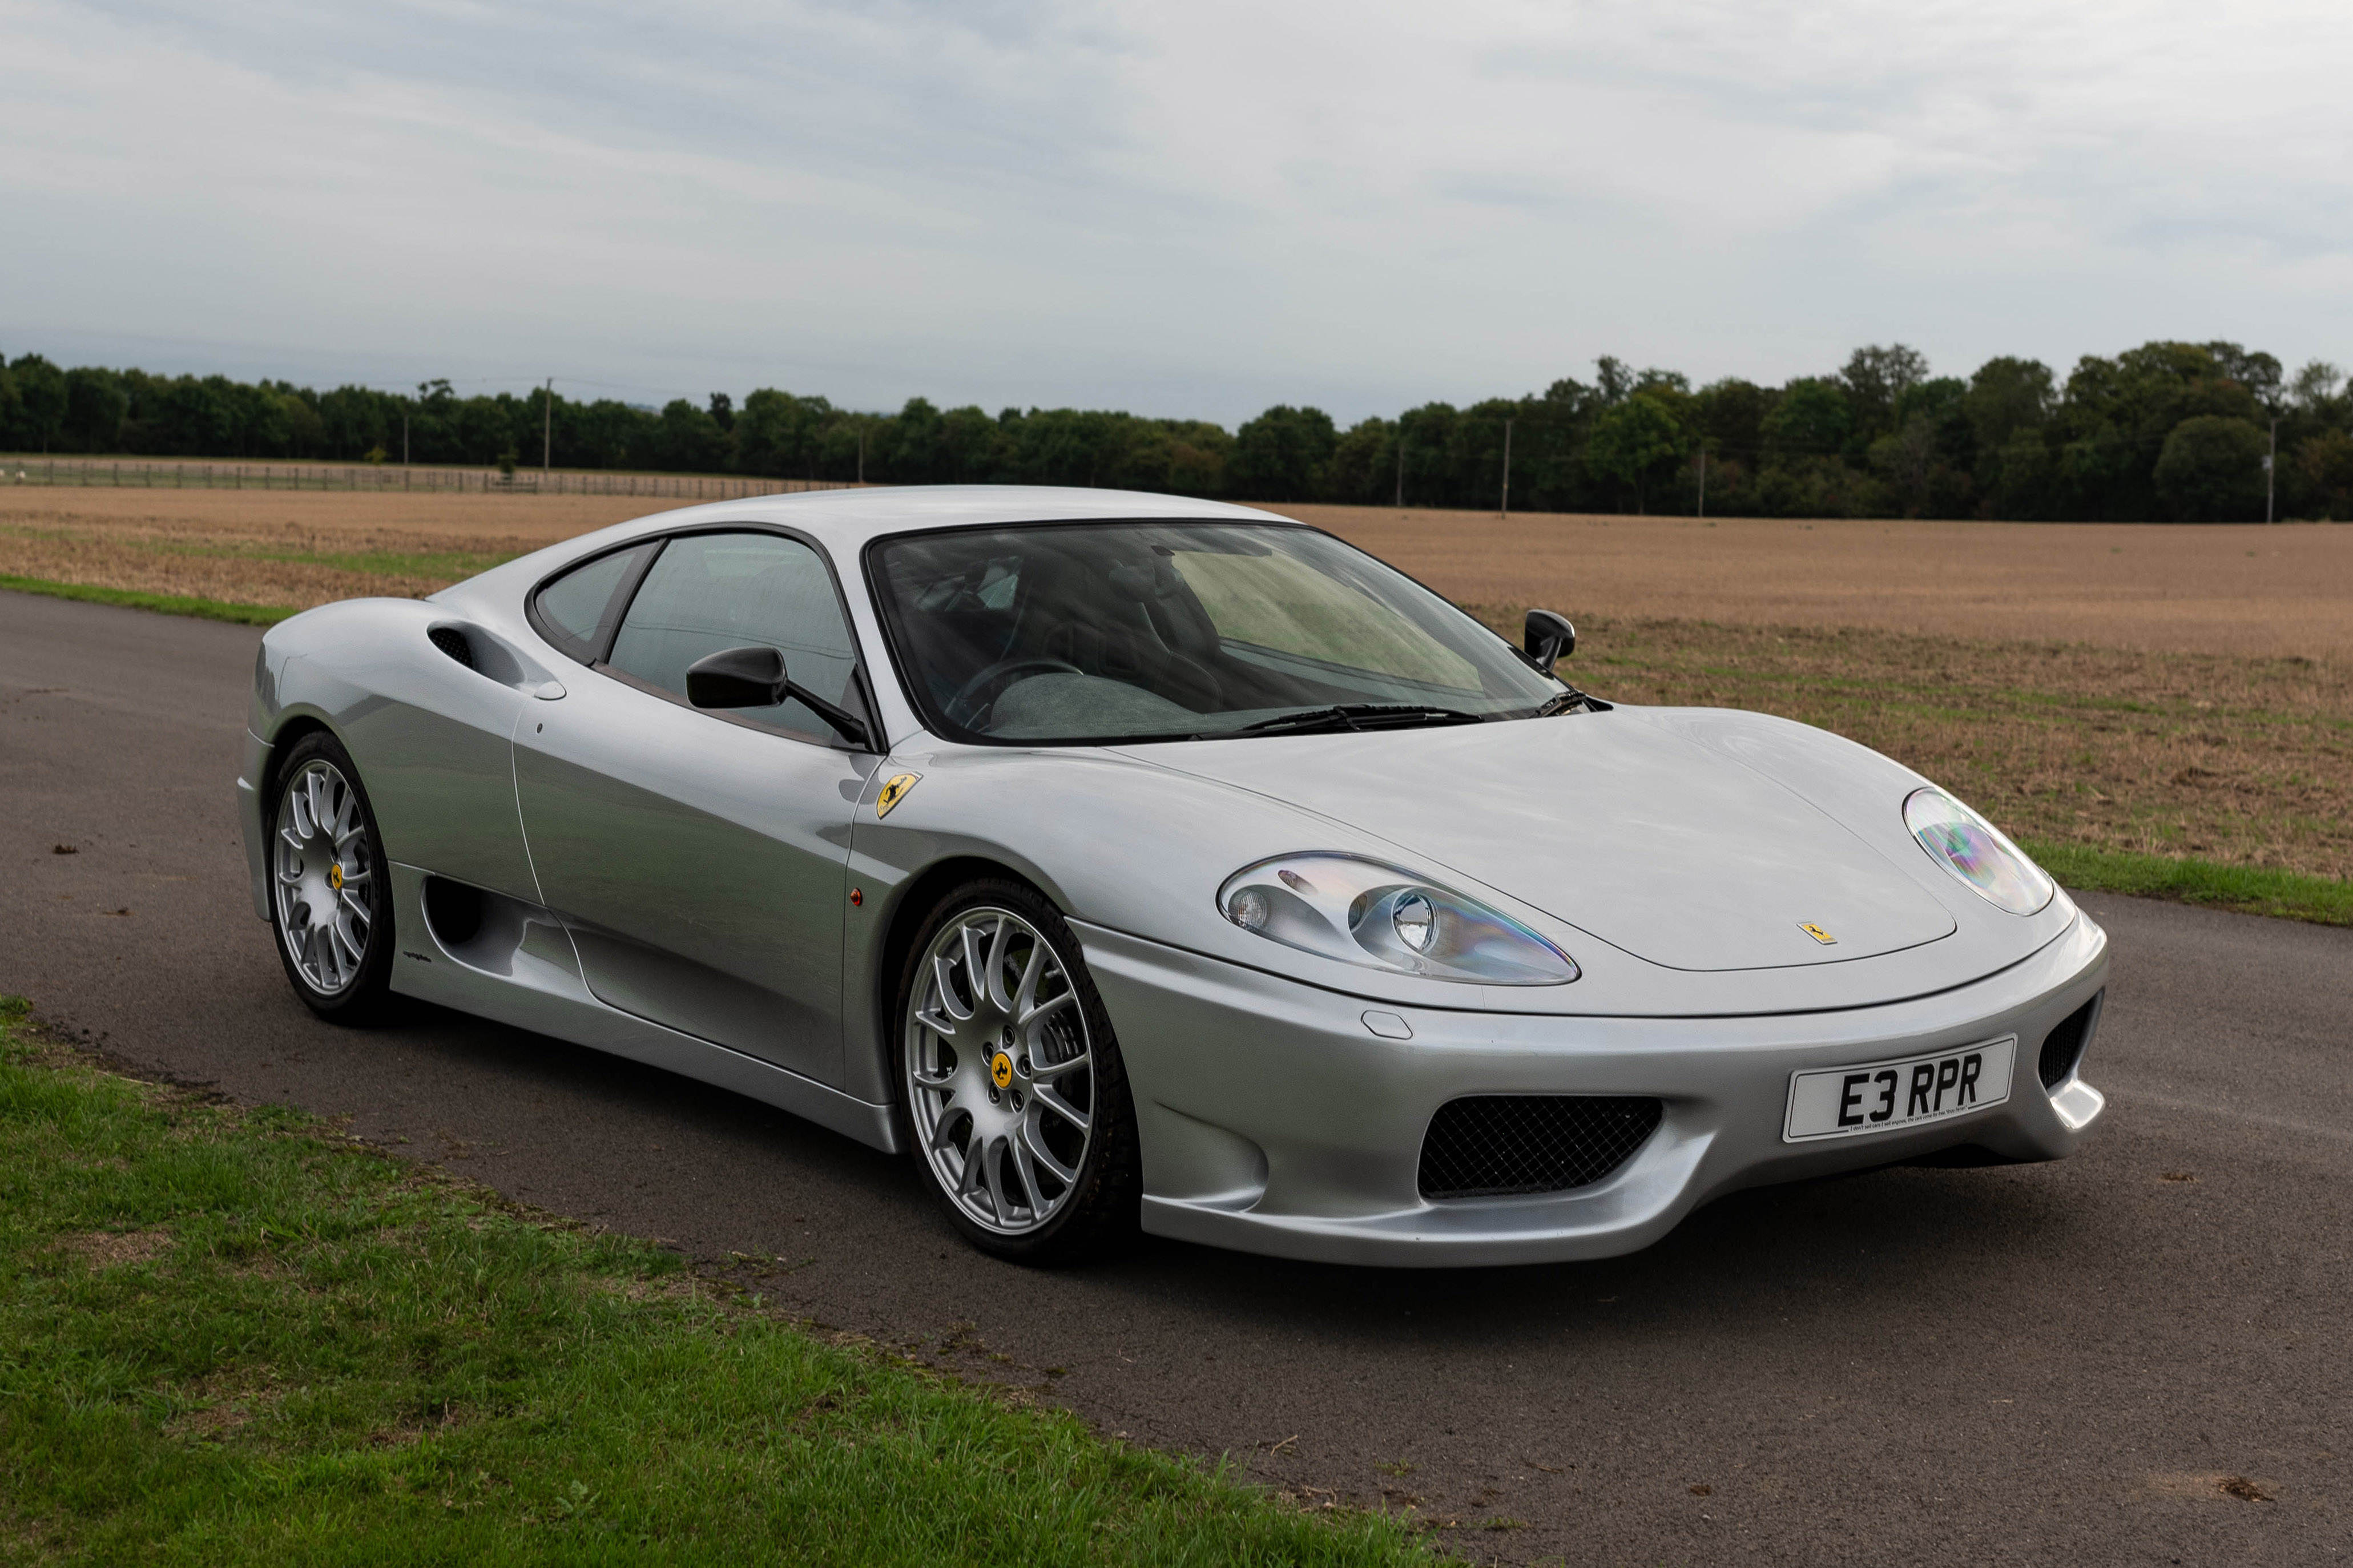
[1783,1037,2016,1143]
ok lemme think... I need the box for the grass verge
[0,998,1446,1565]
[138,541,522,579]
[0,574,295,626]
[2023,840,2353,925]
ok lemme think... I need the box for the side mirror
[686,644,788,708]
[683,642,876,749]
[1523,610,1576,674]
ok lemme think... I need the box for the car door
[514,528,882,1085]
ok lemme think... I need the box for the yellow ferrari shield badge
[329,863,345,891]
[990,1051,1014,1090]
[875,772,920,819]
[1799,922,1837,945]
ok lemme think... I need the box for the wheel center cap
[989,1050,1014,1090]
[328,862,344,892]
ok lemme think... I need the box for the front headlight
[1216,853,1578,985]
[1903,787,2054,916]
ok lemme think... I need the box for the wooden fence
[0,457,859,501]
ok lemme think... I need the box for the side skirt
[385,862,900,1154]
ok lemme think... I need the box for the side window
[533,543,654,663]
[606,531,861,743]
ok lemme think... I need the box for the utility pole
[2266,417,2277,523]
[1393,436,1404,507]
[542,378,554,477]
[1498,418,1513,519]
[1697,444,1707,518]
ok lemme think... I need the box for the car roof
[430,485,1309,636]
[588,484,1298,558]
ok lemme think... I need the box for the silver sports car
[238,486,2108,1265]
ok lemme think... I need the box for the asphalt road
[5,587,2348,1565]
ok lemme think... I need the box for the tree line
[3,339,2348,521]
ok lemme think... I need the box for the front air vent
[428,626,477,671]
[1417,1095,1663,1200]
[2038,991,2103,1088]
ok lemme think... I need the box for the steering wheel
[944,656,1083,728]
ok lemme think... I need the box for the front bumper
[1077,911,2109,1267]
[237,727,271,921]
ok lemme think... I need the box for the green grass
[2025,839,2353,925]
[0,998,1447,1565]
[136,540,523,578]
[0,575,296,626]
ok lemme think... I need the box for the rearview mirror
[1523,610,1576,674]
[686,644,789,708]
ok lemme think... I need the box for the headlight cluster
[1903,787,2054,916]
[1217,853,1577,985]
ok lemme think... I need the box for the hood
[1118,713,1957,973]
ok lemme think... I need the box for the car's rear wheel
[268,731,397,1023]
[895,878,1139,1263]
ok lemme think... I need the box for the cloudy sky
[4,0,2348,423]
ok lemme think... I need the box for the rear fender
[252,599,561,905]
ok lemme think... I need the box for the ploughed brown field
[7,489,2351,658]
[0,488,651,608]
[5,488,2350,879]
[1280,503,2353,662]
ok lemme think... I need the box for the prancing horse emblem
[1799,922,1837,945]
[876,772,921,819]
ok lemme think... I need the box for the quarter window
[532,543,654,663]
[606,531,863,743]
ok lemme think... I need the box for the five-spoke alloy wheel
[268,731,396,1021]
[897,880,1138,1261]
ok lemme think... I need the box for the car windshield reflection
[869,521,1564,745]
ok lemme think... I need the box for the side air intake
[428,626,477,671]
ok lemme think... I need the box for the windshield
[867,521,1563,744]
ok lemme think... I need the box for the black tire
[892,877,1141,1264]
[265,730,400,1025]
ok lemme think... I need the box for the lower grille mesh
[1418,1095,1663,1200]
[2038,992,2102,1088]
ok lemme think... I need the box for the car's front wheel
[895,878,1140,1263]
[268,730,397,1023]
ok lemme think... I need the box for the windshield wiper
[1233,703,1486,736]
[1533,685,1612,716]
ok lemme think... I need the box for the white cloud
[2,0,2348,422]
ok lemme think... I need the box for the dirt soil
[0,489,656,608]
[5,490,2352,662]
[1272,504,2353,661]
